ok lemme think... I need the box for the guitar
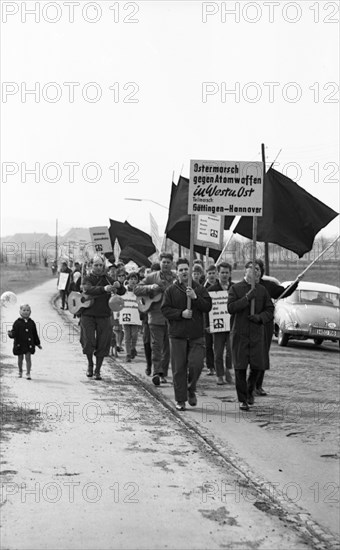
[136,293,162,313]
[67,291,94,314]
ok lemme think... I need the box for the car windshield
[287,290,339,307]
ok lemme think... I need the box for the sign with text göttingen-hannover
[188,160,263,216]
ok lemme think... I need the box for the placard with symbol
[89,226,113,254]
[120,291,142,325]
[193,214,224,250]
[208,291,230,333]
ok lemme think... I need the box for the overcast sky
[1,0,339,240]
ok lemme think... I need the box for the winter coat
[161,280,212,340]
[134,271,176,325]
[81,273,115,318]
[8,318,40,356]
[260,278,298,300]
[227,280,274,370]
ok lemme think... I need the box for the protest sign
[89,226,112,254]
[57,272,69,291]
[208,291,230,333]
[120,291,142,325]
[194,214,224,250]
[189,159,263,216]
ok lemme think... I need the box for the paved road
[0,280,339,550]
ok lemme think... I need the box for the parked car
[274,281,340,347]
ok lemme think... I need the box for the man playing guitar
[79,256,123,380]
[134,252,176,385]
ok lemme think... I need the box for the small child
[122,272,141,362]
[113,268,127,352]
[8,304,42,379]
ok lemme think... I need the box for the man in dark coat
[227,260,274,411]
[208,262,235,385]
[57,261,72,309]
[255,258,300,396]
[134,252,176,385]
[203,264,218,376]
[161,258,212,411]
[80,256,117,380]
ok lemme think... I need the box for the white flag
[149,213,161,253]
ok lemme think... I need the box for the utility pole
[262,144,270,275]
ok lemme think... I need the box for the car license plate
[315,329,338,337]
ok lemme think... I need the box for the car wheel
[313,338,324,346]
[278,328,289,347]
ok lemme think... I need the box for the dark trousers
[256,321,274,389]
[235,368,259,403]
[149,324,170,377]
[123,324,139,356]
[142,320,152,367]
[60,290,68,308]
[204,331,214,370]
[170,337,205,403]
[142,319,150,344]
[213,332,232,378]
[80,316,112,358]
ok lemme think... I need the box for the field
[0,264,56,297]
[0,262,339,299]
[233,264,339,287]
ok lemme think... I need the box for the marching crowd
[8,253,299,412]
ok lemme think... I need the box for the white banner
[89,226,112,254]
[149,212,161,253]
[208,291,230,333]
[189,159,263,216]
[120,291,142,325]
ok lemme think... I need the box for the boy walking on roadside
[121,272,141,362]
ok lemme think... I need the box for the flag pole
[250,216,257,315]
[187,215,195,309]
[205,247,209,271]
[278,235,340,299]
[215,216,240,264]
[250,146,265,314]
[262,143,270,275]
